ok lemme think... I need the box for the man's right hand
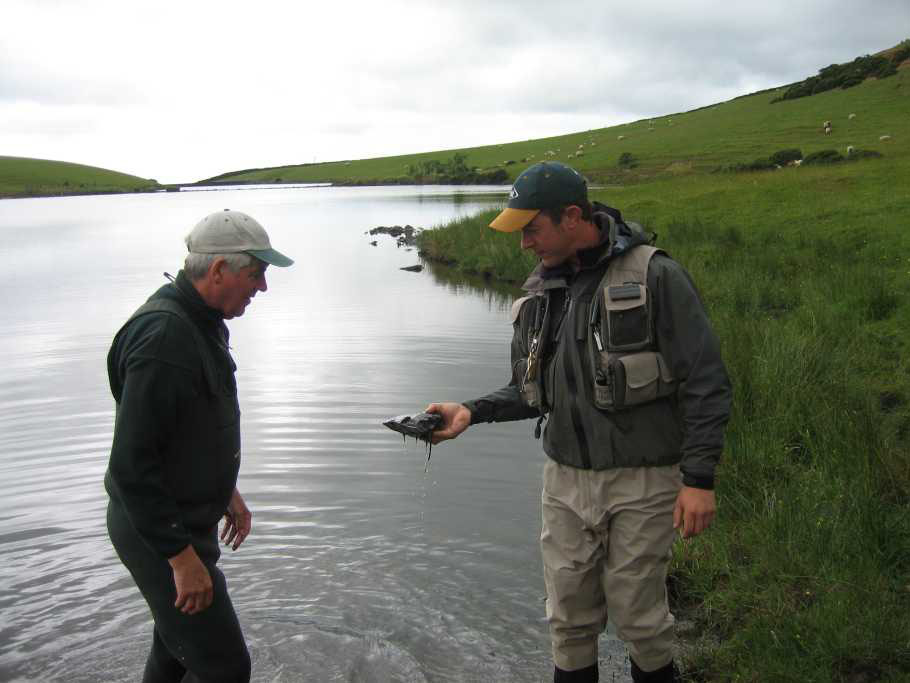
[168,544,213,615]
[425,402,472,444]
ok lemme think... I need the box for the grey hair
[183,252,254,281]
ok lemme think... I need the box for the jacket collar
[158,271,230,342]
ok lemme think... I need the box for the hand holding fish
[425,402,472,444]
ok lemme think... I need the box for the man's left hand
[673,486,716,539]
[221,488,252,550]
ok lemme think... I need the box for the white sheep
[880,135,892,141]
[617,135,625,140]
[823,120,831,128]
[576,150,584,157]
[825,126,832,135]
[568,153,575,159]
[848,113,856,119]
[846,146,855,156]
[793,159,802,166]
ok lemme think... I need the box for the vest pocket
[611,352,674,410]
[593,351,675,411]
[602,284,652,351]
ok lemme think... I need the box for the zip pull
[534,414,546,439]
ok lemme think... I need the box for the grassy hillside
[416,64,910,682]
[204,55,907,187]
[0,156,159,199]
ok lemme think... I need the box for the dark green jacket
[105,271,241,558]
[463,204,732,489]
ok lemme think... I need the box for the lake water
[0,185,628,682]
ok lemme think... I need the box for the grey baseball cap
[186,209,294,267]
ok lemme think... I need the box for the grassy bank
[0,156,159,199]
[416,81,910,681]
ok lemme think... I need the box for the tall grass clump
[417,209,535,283]
[657,215,910,682]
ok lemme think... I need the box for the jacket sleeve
[462,305,541,425]
[106,315,198,558]
[650,255,732,489]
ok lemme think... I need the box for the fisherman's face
[520,211,573,268]
[217,258,269,319]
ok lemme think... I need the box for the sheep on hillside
[617,135,625,140]
[880,135,892,141]
[576,150,584,157]
[846,145,855,156]
[848,113,856,119]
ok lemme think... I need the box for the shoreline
[1,178,510,201]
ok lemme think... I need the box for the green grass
[205,54,907,187]
[417,68,910,682]
[0,156,159,199]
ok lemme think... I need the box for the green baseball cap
[490,161,588,232]
[186,209,294,267]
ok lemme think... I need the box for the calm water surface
[0,185,627,682]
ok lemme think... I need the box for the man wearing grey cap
[428,163,731,682]
[105,209,292,682]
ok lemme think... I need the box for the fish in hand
[382,412,443,471]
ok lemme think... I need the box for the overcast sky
[2,0,908,183]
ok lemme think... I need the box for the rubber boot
[554,663,599,682]
[630,659,680,682]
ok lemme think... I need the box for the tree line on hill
[773,41,910,102]
[404,153,508,184]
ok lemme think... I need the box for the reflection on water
[0,185,629,682]
[423,261,524,309]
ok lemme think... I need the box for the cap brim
[248,248,294,267]
[489,208,540,232]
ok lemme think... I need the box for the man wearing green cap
[428,163,731,683]
[105,209,293,682]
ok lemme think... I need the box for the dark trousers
[108,500,251,683]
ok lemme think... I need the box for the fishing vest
[516,243,676,414]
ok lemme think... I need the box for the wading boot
[630,659,680,682]
[554,663,598,682]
